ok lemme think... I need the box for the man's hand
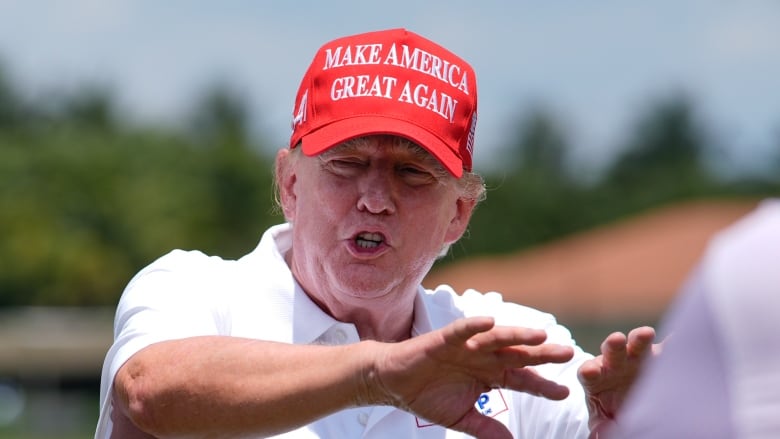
[365,316,575,439]
[577,326,657,438]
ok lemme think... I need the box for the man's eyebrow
[319,139,447,174]
[320,142,360,158]
[408,145,438,163]
[406,145,449,174]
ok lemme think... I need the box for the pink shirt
[609,199,780,438]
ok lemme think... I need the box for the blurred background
[1,1,779,437]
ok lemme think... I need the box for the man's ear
[275,149,297,222]
[444,197,477,245]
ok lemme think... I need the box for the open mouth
[355,232,384,249]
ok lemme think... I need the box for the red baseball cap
[289,28,478,177]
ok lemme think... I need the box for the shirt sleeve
[608,198,780,438]
[95,250,225,438]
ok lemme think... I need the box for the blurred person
[95,28,655,439]
[606,198,780,438]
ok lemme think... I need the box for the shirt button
[334,329,348,344]
[357,412,369,426]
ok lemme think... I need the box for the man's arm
[113,335,378,438]
[113,316,575,439]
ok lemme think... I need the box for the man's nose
[356,170,397,215]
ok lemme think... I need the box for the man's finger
[452,408,514,439]
[576,357,604,386]
[494,344,574,368]
[444,316,497,346]
[626,326,656,358]
[467,326,548,352]
[504,367,571,400]
[601,332,628,370]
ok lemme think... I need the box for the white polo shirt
[95,223,592,438]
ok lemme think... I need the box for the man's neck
[284,247,418,342]
[353,304,415,343]
[312,293,416,343]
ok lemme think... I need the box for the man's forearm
[113,336,381,438]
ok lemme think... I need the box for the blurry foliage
[461,107,580,256]
[449,95,780,260]
[0,63,778,306]
[0,71,278,306]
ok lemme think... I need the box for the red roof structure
[424,199,760,323]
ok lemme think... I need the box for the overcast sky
[1,1,778,175]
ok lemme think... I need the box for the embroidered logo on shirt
[474,389,508,417]
[415,389,509,428]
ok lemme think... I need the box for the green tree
[455,106,579,259]
[0,60,776,307]
[0,62,25,129]
[602,94,716,208]
[0,74,281,307]
[184,84,279,256]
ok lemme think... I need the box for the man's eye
[325,159,365,175]
[399,166,436,182]
[401,164,435,175]
[331,159,363,168]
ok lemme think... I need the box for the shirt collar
[263,223,443,344]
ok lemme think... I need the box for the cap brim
[300,116,464,178]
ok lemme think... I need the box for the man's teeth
[356,233,382,248]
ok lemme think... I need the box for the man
[606,199,780,438]
[95,28,654,439]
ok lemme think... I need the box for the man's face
[278,136,475,310]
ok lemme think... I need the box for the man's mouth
[355,232,384,249]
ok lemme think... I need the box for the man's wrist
[354,340,397,408]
